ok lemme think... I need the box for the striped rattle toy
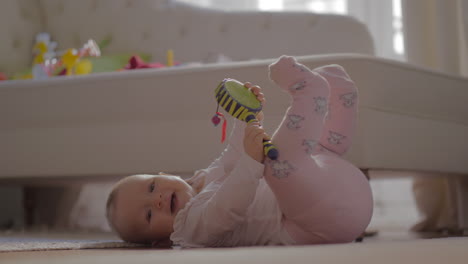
[212,78,279,160]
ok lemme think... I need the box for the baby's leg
[267,56,330,159]
[314,65,358,156]
[265,57,372,244]
[266,56,331,243]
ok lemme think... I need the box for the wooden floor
[1,215,467,264]
[1,235,468,264]
[2,177,467,263]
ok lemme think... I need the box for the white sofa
[0,0,377,178]
[0,0,373,76]
[1,0,468,232]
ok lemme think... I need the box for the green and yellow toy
[212,78,279,160]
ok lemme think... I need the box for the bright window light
[307,0,347,14]
[258,0,283,11]
[393,0,402,18]
[392,0,404,55]
[308,1,326,12]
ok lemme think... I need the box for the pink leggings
[264,56,373,245]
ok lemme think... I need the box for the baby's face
[112,174,195,243]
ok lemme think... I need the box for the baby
[106,56,373,247]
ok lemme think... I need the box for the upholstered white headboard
[0,0,43,76]
[0,0,374,75]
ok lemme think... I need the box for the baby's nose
[155,193,163,209]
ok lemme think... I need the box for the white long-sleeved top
[170,119,295,247]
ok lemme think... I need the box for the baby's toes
[268,56,296,85]
[270,56,317,90]
[269,55,313,88]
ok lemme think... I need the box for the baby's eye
[147,210,152,222]
[149,182,155,193]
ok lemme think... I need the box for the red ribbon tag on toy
[211,112,227,143]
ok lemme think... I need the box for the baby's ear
[151,238,173,248]
[185,174,205,194]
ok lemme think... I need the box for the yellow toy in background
[61,49,80,76]
[32,33,57,66]
[60,40,100,76]
[167,49,174,67]
[75,59,93,75]
[29,33,100,79]
[32,42,47,65]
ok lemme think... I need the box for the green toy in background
[212,78,279,160]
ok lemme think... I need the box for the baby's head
[106,174,196,245]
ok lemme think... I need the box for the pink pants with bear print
[264,56,373,244]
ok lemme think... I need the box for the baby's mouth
[170,192,176,214]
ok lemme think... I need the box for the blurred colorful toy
[166,49,174,67]
[32,33,57,65]
[60,39,100,76]
[29,33,101,79]
[81,39,101,57]
[61,49,80,76]
[13,33,182,80]
[124,55,166,70]
[0,72,7,81]
[124,49,179,70]
[31,33,58,80]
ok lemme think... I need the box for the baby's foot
[269,56,328,96]
[314,64,355,91]
[314,64,357,108]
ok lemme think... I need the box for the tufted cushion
[40,0,174,61]
[165,5,374,62]
[40,0,373,63]
[0,0,374,75]
[0,0,43,75]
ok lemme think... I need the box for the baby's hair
[105,172,202,243]
[105,173,173,234]
[105,180,121,233]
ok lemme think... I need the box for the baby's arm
[191,83,265,185]
[175,152,264,247]
[243,121,268,163]
[173,84,266,246]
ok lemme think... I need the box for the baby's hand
[244,82,265,121]
[244,121,267,163]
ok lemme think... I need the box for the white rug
[2,237,468,264]
[0,235,146,252]
[0,239,145,252]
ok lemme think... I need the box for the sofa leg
[451,175,468,235]
[23,187,36,227]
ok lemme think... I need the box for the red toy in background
[0,72,7,81]
[124,55,166,70]
[123,50,179,70]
